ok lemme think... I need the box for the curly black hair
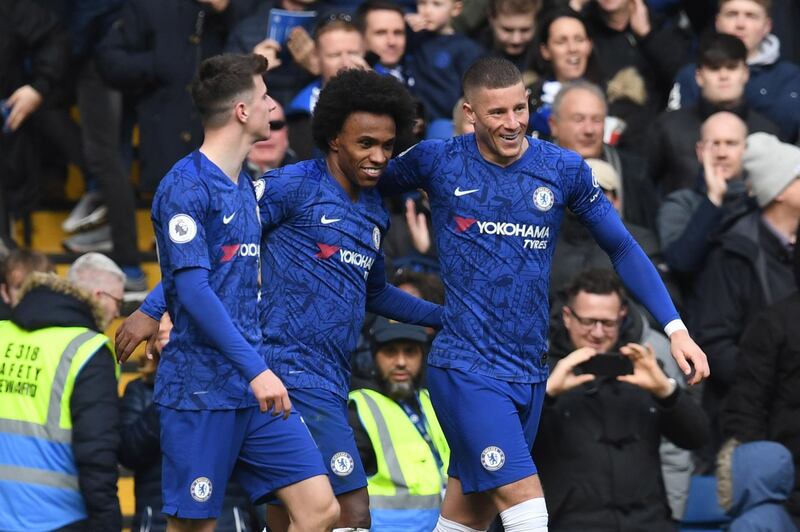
[312,69,417,154]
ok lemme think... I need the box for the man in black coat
[723,223,800,528]
[534,269,709,532]
[0,0,69,245]
[690,132,800,466]
[95,0,257,192]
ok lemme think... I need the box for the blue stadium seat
[680,475,730,532]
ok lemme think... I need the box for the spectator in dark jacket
[475,0,540,74]
[96,0,257,192]
[120,313,256,531]
[0,0,69,246]
[657,112,755,278]
[722,223,800,527]
[579,0,692,149]
[669,0,800,143]
[549,81,659,230]
[717,440,798,532]
[534,269,709,532]
[690,132,800,466]
[646,32,780,195]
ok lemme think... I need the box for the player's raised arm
[365,250,443,328]
[569,157,710,384]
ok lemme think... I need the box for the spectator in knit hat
[688,132,800,470]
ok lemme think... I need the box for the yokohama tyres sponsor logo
[221,243,260,262]
[315,243,375,271]
[454,216,550,249]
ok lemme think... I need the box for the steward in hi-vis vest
[0,271,121,531]
[348,316,449,532]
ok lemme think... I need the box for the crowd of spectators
[1,0,800,530]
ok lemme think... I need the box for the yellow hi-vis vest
[0,321,115,531]
[349,388,449,532]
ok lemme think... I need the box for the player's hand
[546,347,597,397]
[253,39,282,70]
[287,27,320,76]
[668,329,710,385]
[405,198,431,254]
[115,309,160,363]
[701,141,727,206]
[629,0,651,38]
[250,369,292,419]
[6,85,43,132]
[617,343,675,398]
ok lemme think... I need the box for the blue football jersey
[255,159,391,398]
[152,151,262,410]
[381,135,613,383]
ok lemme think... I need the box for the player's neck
[325,157,360,202]
[199,128,254,183]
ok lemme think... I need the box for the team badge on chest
[372,226,381,250]
[533,187,554,212]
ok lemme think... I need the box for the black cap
[371,316,429,346]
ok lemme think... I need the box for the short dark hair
[488,0,540,18]
[564,269,627,307]
[355,0,405,32]
[392,270,445,305]
[697,32,747,69]
[312,68,416,154]
[191,53,268,127]
[462,57,523,100]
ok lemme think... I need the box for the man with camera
[533,269,709,532]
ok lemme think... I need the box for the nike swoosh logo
[222,212,237,224]
[321,215,341,224]
[454,187,479,197]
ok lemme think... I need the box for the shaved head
[700,111,747,142]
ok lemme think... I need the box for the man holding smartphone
[534,269,710,531]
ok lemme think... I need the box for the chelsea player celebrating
[258,69,442,531]
[149,54,338,531]
[379,57,711,532]
[120,69,442,531]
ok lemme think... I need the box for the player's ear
[463,101,476,125]
[234,101,248,124]
[328,136,340,153]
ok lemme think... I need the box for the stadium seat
[680,475,730,532]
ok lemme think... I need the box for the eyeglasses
[99,291,124,312]
[567,306,620,331]
[269,120,286,131]
[315,12,354,35]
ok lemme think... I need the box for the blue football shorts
[159,404,327,519]
[427,365,546,494]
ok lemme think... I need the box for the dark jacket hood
[730,441,795,516]
[11,272,103,332]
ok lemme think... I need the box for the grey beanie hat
[743,133,800,207]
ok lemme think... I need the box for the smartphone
[576,353,633,377]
